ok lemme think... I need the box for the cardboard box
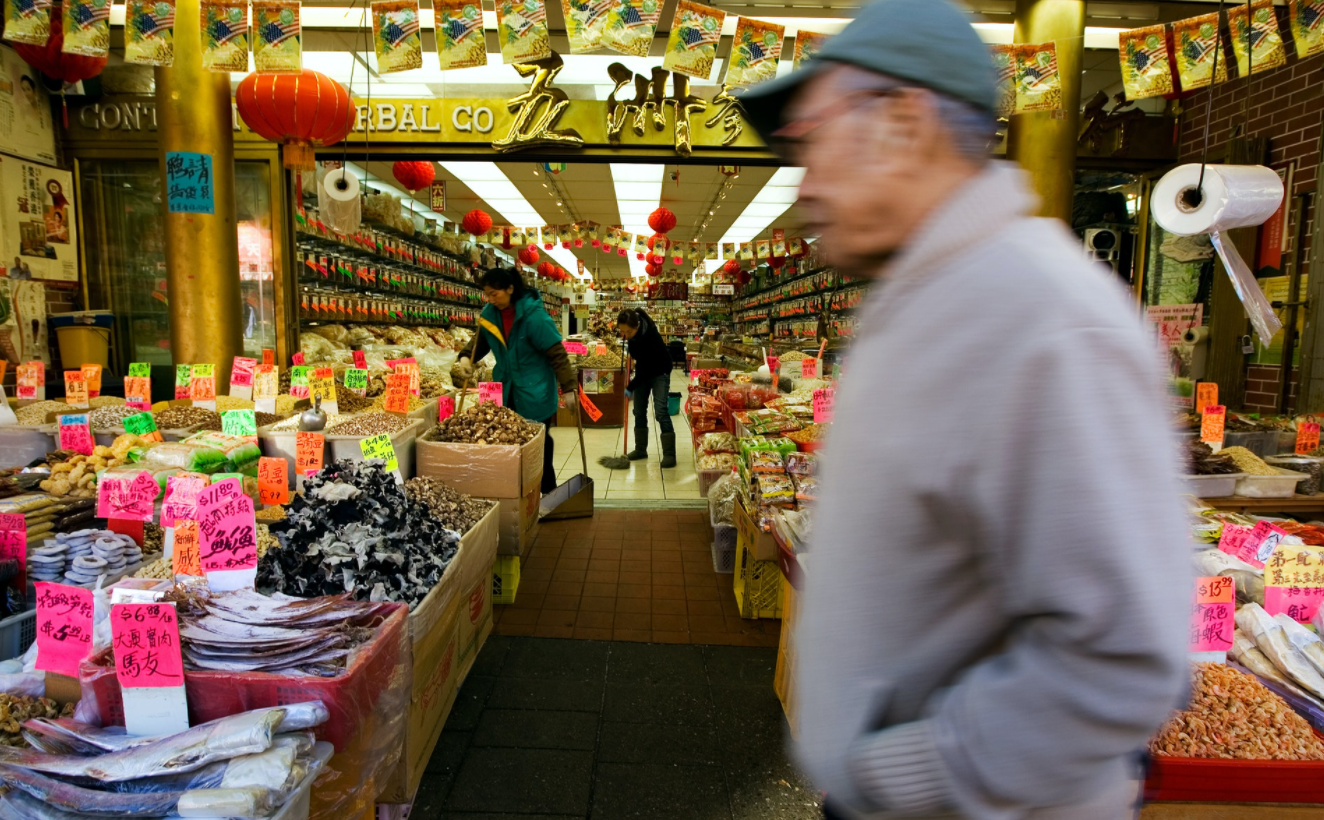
[495,486,541,556]
[415,426,545,500]
[378,502,498,803]
[734,496,780,562]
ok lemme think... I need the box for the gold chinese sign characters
[606,63,705,156]
[662,0,725,81]
[253,0,302,73]
[124,0,176,66]
[436,0,488,70]
[493,52,584,151]
[704,83,744,146]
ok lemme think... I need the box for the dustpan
[540,390,595,520]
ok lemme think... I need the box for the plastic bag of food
[307,324,351,346]
[708,471,742,527]
[98,463,179,500]
[793,475,818,502]
[142,442,231,474]
[749,451,785,474]
[755,474,795,505]
[183,432,262,471]
[698,453,739,471]
[700,433,737,454]
[785,451,817,476]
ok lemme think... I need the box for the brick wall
[1245,364,1299,414]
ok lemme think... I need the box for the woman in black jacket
[616,307,677,467]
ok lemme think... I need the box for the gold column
[155,0,242,387]
[1006,0,1085,222]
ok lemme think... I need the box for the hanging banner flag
[436,0,487,70]
[1119,25,1174,100]
[61,0,111,57]
[2,0,51,45]
[372,0,423,73]
[125,0,176,65]
[602,0,660,58]
[561,0,615,53]
[1229,0,1286,77]
[1289,0,1324,60]
[1172,12,1229,91]
[253,0,301,72]
[722,242,735,259]
[495,0,550,64]
[663,0,725,80]
[706,242,718,260]
[1014,41,1062,113]
[793,28,828,70]
[990,44,1016,118]
[725,17,784,88]
[200,0,250,72]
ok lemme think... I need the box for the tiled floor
[414,638,821,820]
[494,509,780,647]
[548,370,701,501]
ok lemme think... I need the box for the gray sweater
[797,163,1190,819]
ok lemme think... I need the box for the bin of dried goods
[324,416,424,478]
[416,402,544,498]
[1184,441,1244,497]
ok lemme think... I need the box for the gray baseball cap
[737,0,998,144]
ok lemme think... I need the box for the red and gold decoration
[462,209,493,236]
[648,207,676,234]
[234,70,355,169]
[518,245,540,266]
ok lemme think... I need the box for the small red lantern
[646,263,662,277]
[12,10,106,124]
[737,270,752,285]
[771,256,786,270]
[722,259,741,275]
[648,207,677,234]
[461,209,492,236]
[518,245,540,266]
[392,161,435,192]
[234,70,355,170]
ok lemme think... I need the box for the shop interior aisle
[413,638,820,820]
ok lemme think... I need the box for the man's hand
[560,391,577,410]
[450,357,474,385]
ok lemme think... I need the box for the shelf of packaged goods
[734,267,836,307]
[298,274,482,310]
[301,315,475,328]
[294,230,479,291]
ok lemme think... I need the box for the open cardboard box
[416,425,545,500]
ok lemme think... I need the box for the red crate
[1146,755,1324,803]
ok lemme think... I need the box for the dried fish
[1236,603,1324,700]
[0,763,184,816]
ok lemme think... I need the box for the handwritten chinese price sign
[160,475,207,529]
[437,395,455,422]
[1190,576,1235,654]
[63,371,88,408]
[174,364,191,400]
[58,414,94,456]
[296,432,324,476]
[478,382,503,406]
[801,358,818,379]
[111,603,184,688]
[172,520,202,576]
[257,457,289,506]
[579,389,603,423]
[564,341,587,355]
[1265,543,1324,623]
[164,151,214,215]
[360,433,399,473]
[1196,382,1219,414]
[195,479,258,579]
[1201,405,1226,448]
[812,388,834,424]
[35,582,94,677]
[1297,420,1321,455]
[0,514,25,568]
[96,472,158,522]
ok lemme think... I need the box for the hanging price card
[564,341,587,355]
[437,395,455,422]
[1196,382,1219,413]
[262,349,275,366]
[360,433,400,473]
[292,352,305,366]
[812,388,834,423]
[96,472,158,522]
[478,382,503,406]
[289,366,310,399]
[222,409,257,438]
[0,514,25,567]
[16,362,43,400]
[1200,405,1226,448]
[125,376,152,412]
[1190,575,1235,654]
[296,432,324,476]
[161,475,207,528]
[353,350,367,369]
[257,457,289,506]
[230,356,257,400]
[175,364,191,400]
[35,582,95,678]
[801,358,818,379]
[81,364,103,399]
[195,478,258,590]
[1265,543,1324,623]
[579,389,603,422]
[172,520,202,576]
[58,414,94,456]
[1297,420,1321,455]
[344,368,368,395]
[63,371,88,408]
[111,603,184,688]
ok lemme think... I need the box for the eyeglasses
[773,89,895,147]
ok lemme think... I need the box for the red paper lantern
[234,70,355,170]
[392,161,434,192]
[518,245,540,266]
[461,209,492,236]
[770,256,786,269]
[648,207,676,234]
[537,261,554,278]
[722,259,741,275]
[737,270,752,285]
[646,263,662,277]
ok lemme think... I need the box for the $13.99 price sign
[1190,576,1235,654]
[111,603,184,688]
[35,582,94,677]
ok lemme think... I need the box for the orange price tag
[172,520,202,576]
[384,388,411,414]
[0,361,6,385]
[295,432,325,476]
[190,376,216,401]
[1201,405,1226,447]
[578,389,603,422]
[1196,382,1219,414]
[80,364,102,397]
[257,457,289,506]
[63,371,88,407]
[1297,420,1321,455]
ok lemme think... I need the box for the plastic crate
[733,531,783,619]
[493,555,520,605]
[712,525,736,573]
[0,611,36,662]
[698,467,729,498]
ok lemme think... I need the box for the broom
[599,355,633,470]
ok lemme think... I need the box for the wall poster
[0,45,56,165]
[0,155,77,282]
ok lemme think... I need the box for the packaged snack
[708,471,742,527]
[142,442,231,474]
[793,474,818,502]
[785,451,817,476]
[755,473,795,504]
[699,453,740,471]
[701,432,738,454]
[749,451,786,474]
[181,431,262,470]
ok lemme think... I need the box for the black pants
[541,414,556,493]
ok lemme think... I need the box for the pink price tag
[564,341,587,355]
[478,382,503,406]
[111,603,184,688]
[1190,576,1235,653]
[230,357,257,388]
[58,414,94,456]
[812,388,834,424]
[195,479,258,575]
[0,514,25,566]
[438,395,456,422]
[1238,521,1286,569]
[767,356,779,376]
[96,472,158,522]
[291,352,305,366]
[35,582,95,678]
[353,350,367,369]
[1217,524,1251,559]
[1265,587,1324,624]
[801,358,818,379]
[161,475,207,528]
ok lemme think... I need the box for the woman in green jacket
[453,268,577,494]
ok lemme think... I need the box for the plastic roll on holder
[320,168,362,236]
[1152,163,1284,346]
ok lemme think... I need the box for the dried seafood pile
[1184,440,1239,475]
[0,694,74,748]
[169,588,391,676]
[1150,662,1324,760]
[425,401,540,445]
[405,477,494,533]
[259,461,461,608]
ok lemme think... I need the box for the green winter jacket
[475,290,567,422]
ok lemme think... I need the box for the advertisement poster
[495,0,550,65]
[0,46,55,165]
[372,0,423,73]
[1119,24,1174,100]
[0,278,48,365]
[200,0,250,72]
[602,0,660,58]
[1172,12,1229,92]
[793,28,828,70]
[61,0,111,57]
[662,0,724,80]
[725,17,783,88]
[1146,303,1203,411]
[1229,0,1286,77]
[435,0,487,70]
[253,0,302,73]
[561,0,615,53]
[0,156,76,282]
[124,0,176,66]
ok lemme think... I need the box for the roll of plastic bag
[1152,163,1284,345]
[320,168,361,236]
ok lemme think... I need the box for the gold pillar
[155,0,242,387]
[1006,0,1085,222]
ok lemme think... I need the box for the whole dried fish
[1236,603,1324,700]
[0,762,184,817]
[0,787,125,820]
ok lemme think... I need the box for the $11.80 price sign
[111,603,184,688]
[195,478,258,589]
[35,582,94,677]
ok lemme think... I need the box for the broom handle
[455,328,482,416]
[576,388,589,477]
[623,356,632,456]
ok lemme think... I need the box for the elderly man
[740,2,1190,819]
